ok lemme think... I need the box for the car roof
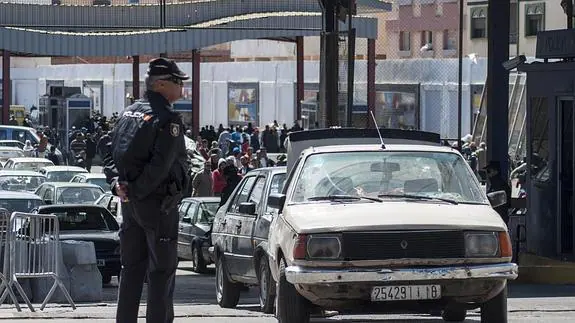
[37,204,108,212]
[41,166,88,172]
[7,157,53,163]
[0,190,42,199]
[0,170,44,176]
[0,140,23,143]
[0,146,23,151]
[41,182,103,188]
[0,125,35,131]
[75,173,106,178]
[302,144,460,155]
[249,166,287,175]
[182,197,221,203]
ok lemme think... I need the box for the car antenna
[370,111,386,149]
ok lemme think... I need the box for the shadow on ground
[508,284,575,298]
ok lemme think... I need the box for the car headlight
[306,235,342,259]
[465,232,499,257]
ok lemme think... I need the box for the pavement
[0,262,573,322]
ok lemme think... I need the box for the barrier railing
[0,212,75,312]
[0,209,22,311]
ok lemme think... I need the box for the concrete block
[30,243,71,304]
[61,241,97,266]
[68,264,103,302]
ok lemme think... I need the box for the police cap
[146,57,189,80]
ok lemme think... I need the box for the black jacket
[104,91,190,200]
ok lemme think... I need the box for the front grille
[92,240,118,254]
[341,230,465,261]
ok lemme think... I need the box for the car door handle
[221,220,227,226]
[236,221,242,228]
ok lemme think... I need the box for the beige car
[266,141,517,323]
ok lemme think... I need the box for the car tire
[258,255,275,314]
[276,258,310,323]
[215,255,241,308]
[191,243,207,274]
[102,274,112,285]
[480,286,508,323]
[442,307,466,322]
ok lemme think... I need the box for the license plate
[97,259,106,267]
[371,285,441,301]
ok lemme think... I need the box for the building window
[420,31,433,47]
[399,31,411,51]
[525,3,545,37]
[92,0,111,4]
[470,7,487,39]
[443,30,456,50]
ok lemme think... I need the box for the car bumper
[285,263,518,285]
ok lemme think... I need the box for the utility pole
[562,0,574,28]
[319,0,340,127]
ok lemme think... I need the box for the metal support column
[192,49,201,139]
[367,39,376,129]
[457,0,464,150]
[486,0,511,179]
[132,55,140,100]
[1,50,10,125]
[346,27,356,127]
[295,36,304,122]
[319,0,340,127]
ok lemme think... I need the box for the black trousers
[116,197,179,323]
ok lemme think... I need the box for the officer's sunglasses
[159,76,183,86]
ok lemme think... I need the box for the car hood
[283,201,507,234]
[59,231,119,242]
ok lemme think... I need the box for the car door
[177,201,191,257]
[223,175,257,279]
[43,186,55,205]
[181,201,198,258]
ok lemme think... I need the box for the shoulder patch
[170,123,180,137]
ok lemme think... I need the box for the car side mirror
[268,193,286,213]
[487,190,507,208]
[182,217,192,223]
[238,202,257,215]
[44,199,53,205]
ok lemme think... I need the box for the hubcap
[192,247,199,268]
[260,265,268,305]
[216,261,223,301]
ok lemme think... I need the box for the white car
[70,173,109,193]
[39,165,88,182]
[3,157,54,172]
[266,130,517,323]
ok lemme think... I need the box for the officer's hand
[116,182,129,202]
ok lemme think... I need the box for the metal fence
[0,211,75,312]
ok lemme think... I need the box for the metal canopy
[0,14,378,56]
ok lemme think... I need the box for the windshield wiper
[308,195,383,202]
[377,194,459,205]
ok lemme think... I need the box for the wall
[0,58,490,137]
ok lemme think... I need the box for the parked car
[35,182,105,205]
[0,190,43,213]
[0,140,25,150]
[39,165,88,182]
[0,170,46,192]
[265,129,518,323]
[71,173,110,193]
[0,147,24,165]
[0,125,64,163]
[3,157,54,172]
[35,204,121,284]
[177,197,220,273]
[211,167,287,313]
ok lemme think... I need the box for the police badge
[170,123,180,137]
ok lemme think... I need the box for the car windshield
[56,187,104,204]
[52,209,110,231]
[291,151,488,205]
[14,162,53,171]
[0,198,42,213]
[197,202,220,223]
[46,171,84,182]
[0,175,46,191]
[87,178,109,191]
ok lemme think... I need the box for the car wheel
[258,255,275,314]
[215,255,241,308]
[102,274,112,285]
[480,286,508,323]
[276,258,310,323]
[442,307,466,322]
[191,243,207,274]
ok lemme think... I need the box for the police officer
[103,57,190,323]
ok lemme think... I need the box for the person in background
[85,133,97,172]
[192,161,214,197]
[220,164,242,206]
[257,148,275,168]
[23,140,35,157]
[212,159,227,197]
[239,155,254,175]
[46,146,60,165]
[75,151,87,169]
[484,161,511,225]
[276,154,287,166]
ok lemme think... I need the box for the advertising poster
[228,83,259,126]
[375,90,418,130]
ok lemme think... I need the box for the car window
[0,131,6,141]
[198,202,219,223]
[0,198,43,213]
[0,175,45,192]
[52,209,110,231]
[178,202,190,220]
[228,176,257,213]
[246,176,266,214]
[46,171,81,182]
[265,173,287,215]
[97,195,112,208]
[56,187,104,204]
[44,187,55,200]
[186,202,199,223]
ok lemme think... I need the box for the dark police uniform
[103,58,190,323]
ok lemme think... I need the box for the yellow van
[10,106,26,125]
